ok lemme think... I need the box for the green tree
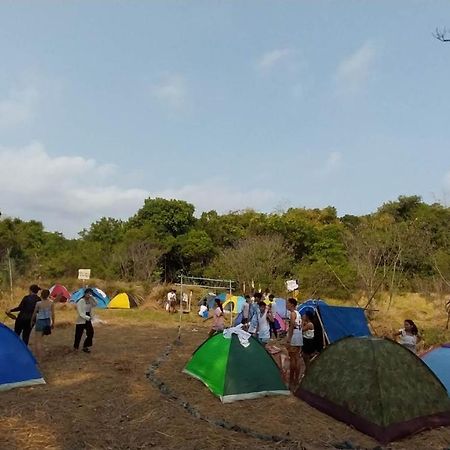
[206,235,294,292]
[129,198,196,237]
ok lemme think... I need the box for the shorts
[35,318,51,332]
[302,338,316,355]
[290,330,303,347]
[241,318,248,324]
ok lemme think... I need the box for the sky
[1,0,450,237]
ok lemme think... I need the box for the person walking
[74,288,97,353]
[31,289,55,359]
[7,284,41,345]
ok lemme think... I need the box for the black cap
[29,284,41,293]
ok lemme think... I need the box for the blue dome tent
[297,299,371,345]
[70,287,110,308]
[421,344,450,396]
[0,323,45,391]
[274,297,288,318]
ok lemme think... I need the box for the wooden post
[7,249,13,303]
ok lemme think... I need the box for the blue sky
[1,1,449,236]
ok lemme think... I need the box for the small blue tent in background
[70,287,110,308]
[0,324,45,391]
[297,299,371,345]
[274,298,288,318]
[198,293,217,310]
[421,344,450,396]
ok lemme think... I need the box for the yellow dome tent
[108,293,138,309]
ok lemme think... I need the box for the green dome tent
[184,332,289,403]
[296,337,450,444]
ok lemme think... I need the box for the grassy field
[1,288,450,450]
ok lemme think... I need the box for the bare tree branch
[433,27,450,42]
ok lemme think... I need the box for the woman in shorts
[286,298,303,391]
[31,289,55,360]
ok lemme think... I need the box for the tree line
[1,195,449,300]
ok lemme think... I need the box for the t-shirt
[10,294,41,320]
[36,300,53,320]
[399,329,417,353]
[257,310,271,340]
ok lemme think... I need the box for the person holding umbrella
[6,284,41,345]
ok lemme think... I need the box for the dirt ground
[1,309,450,450]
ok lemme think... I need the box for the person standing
[31,289,55,359]
[167,289,177,314]
[248,292,262,336]
[301,311,316,369]
[267,303,278,339]
[208,298,224,337]
[256,301,271,346]
[286,298,303,392]
[241,295,251,330]
[7,284,41,345]
[74,288,97,353]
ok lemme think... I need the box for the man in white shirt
[167,289,177,314]
[74,288,97,353]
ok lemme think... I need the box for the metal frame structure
[175,275,235,339]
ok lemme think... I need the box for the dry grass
[1,288,450,449]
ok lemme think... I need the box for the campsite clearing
[1,309,450,450]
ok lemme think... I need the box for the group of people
[206,292,324,391]
[5,284,98,359]
[204,292,423,391]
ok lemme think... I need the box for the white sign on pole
[286,279,299,292]
[78,269,91,280]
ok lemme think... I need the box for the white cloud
[0,86,38,129]
[335,42,377,94]
[257,48,295,72]
[0,143,148,236]
[150,74,188,111]
[0,143,276,236]
[156,183,275,214]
